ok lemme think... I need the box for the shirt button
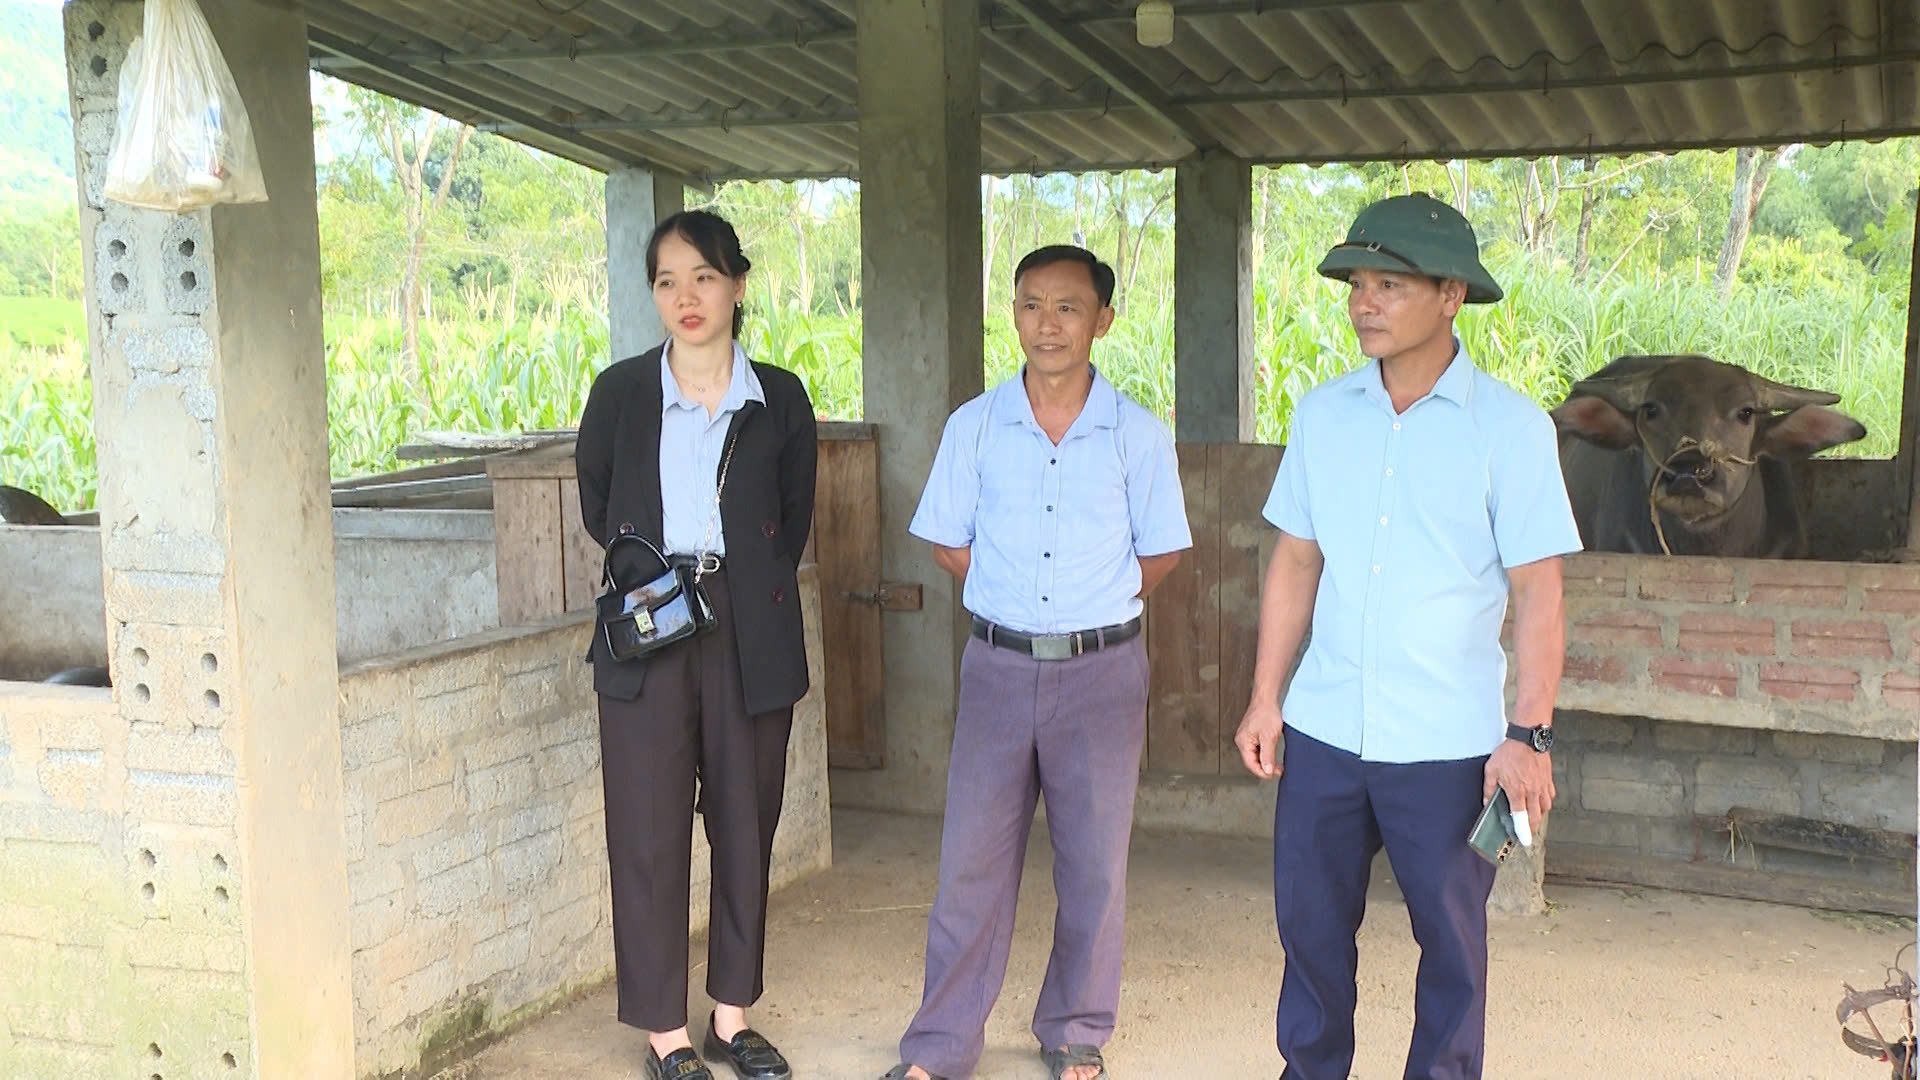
[1041,595,1050,602]
[1392,422,1402,431]
[1043,552,1051,558]
[1372,565,1381,574]
[1385,468,1393,477]
[1379,516,1389,525]
[1050,458,1057,465]
[1046,505,1054,512]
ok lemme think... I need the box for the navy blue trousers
[1273,728,1496,1080]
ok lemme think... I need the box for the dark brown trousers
[595,569,794,1032]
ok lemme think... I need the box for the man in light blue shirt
[1234,195,1581,1080]
[884,247,1190,1080]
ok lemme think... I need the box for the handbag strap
[602,526,669,591]
[689,424,742,582]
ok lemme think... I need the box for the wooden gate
[1144,442,1283,776]
[810,424,890,768]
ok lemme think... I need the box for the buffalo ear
[1749,372,1841,411]
[1551,395,1638,450]
[1756,405,1867,459]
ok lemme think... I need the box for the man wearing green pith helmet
[1235,194,1582,1079]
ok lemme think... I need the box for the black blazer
[575,346,818,714]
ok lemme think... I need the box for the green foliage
[0,202,83,299]
[324,304,609,481]
[1,65,1913,513]
[1,336,93,511]
[0,294,85,346]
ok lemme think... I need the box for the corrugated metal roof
[306,0,1920,181]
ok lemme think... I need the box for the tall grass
[2,252,1908,514]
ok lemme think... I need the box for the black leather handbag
[594,527,717,662]
[593,424,739,663]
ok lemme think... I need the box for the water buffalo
[1551,354,1867,558]
[0,485,66,525]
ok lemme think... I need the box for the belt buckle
[1029,634,1075,662]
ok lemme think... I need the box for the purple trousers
[899,633,1150,1079]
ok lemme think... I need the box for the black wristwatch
[1506,722,1554,753]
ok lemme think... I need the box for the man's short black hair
[1013,245,1116,309]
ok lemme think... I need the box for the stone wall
[3,567,830,1080]
[0,509,500,681]
[1550,711,1917,894]
[0,681,251,1079]
[339,568,832,1078]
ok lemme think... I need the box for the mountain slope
[0,0,75,207]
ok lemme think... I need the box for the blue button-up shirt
[660,341,764,556]
[1262,345,1581,763]
[910,368,1192,634]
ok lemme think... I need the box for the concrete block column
[1174,151,1254,443]
[606,167,684,359]
[64,0,353,1075]
[832,0,982,811]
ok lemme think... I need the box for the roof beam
[478,107,861,134]
[472,46,1920,138]
[977,0,1211,146]
[310,21,856,70]
[307,1,1406,71]
[1058,0,1421,29]
[702,119,1920,183]
[1185,47,1920,109]
[307,28,702,188]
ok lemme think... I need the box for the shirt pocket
[1402,443,1497,564]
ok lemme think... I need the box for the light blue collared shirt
[1262,344,1582,763]
[660,341,764,556]
[911,367,1192,634]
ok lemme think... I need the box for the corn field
[3,233,1905,515]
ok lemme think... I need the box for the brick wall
[339,568,832,1077]
[1550,711,1917,893]
[1549,553,1920,740]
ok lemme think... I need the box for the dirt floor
[440,808,1915,1079]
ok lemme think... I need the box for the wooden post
[486,444,590,625]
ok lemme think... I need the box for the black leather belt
[970,615,1142,661]
[668,553,723,574]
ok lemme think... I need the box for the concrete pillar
[1898,182,1919,551]
[606,167,684,358]
[65,0,353,1074]
[1174,151,1255,443]
[833,0,982,811]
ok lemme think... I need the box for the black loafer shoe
[702,1014,793,1079]
[647,1045,714,1080]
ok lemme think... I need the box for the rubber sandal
[1041,1043,1107,1080]
[881,1066,946,1080]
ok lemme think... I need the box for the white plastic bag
[103,0,267,211]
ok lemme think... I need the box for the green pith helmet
[1317,193,1503,303]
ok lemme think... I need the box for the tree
[348,88,473,388]
[1714,145,1792,298]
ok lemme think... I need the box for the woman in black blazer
[575,210,817,1080]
